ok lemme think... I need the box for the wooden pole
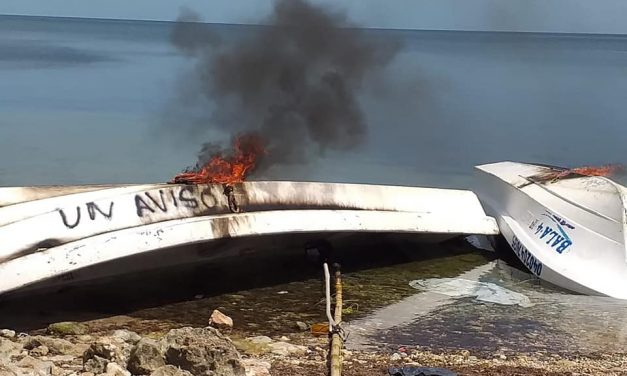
[330,264,343,376]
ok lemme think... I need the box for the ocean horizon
[2,14,626,187]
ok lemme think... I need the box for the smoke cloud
[171,0,399,173]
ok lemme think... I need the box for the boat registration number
[511,236,543,276]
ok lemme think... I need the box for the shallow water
[1,236,625,356]
[348,259,627,356]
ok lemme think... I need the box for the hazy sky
[2,0,627,34]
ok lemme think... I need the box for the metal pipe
[323,263,336,329]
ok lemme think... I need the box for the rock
[24,336,79,356]
[267,342,307,357]
[247,337,272,345]
[241,359,271,376]
[231,337,272,356]
[149,365,193,376]
[0,330,16,339]
[0,337,23,361]
[76,335,94,343]
[83,337,132,368]
[0,365,17,376]
[208,310,234,331]
[47,322,88,336]
[390,353,402,362]
[46,354,75,364]
[295,321,308,331]
[105,362,131,376]
[17,355,55,375]
[388,366,457,376]
[161,327,245,376]
[81,373,96,376]
[111,330,141,345]
[30,345,50,357]
[127,338,165,375]
[83,355,108,374]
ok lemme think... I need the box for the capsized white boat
[0,181,498,296]
[475,161,627,299]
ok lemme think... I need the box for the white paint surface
[0,181,498,295]
[475,161,627,299]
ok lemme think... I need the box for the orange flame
[171,133,265,185]
[568,164,622,177]
[535,163,623,182]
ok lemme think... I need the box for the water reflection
[348,259,627,355]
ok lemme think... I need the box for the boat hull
[0,181,499,296]
[475,161,627,299]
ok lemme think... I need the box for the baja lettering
[551,234,564,247]
[532,219,574,254]
[541,226,553,239]
[556,240,572,254]
[546,231,560,244]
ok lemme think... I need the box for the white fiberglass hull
[475,161,627,299]
[0,181,498,296]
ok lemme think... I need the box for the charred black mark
[223,185,240,213]
[235,183,251,208]
[200,187,218,209]
[135,195,155,217]
[35,238,63,250]
[211,217,232,239]
[86,201,114,220]
[56,272,76,281]
[59,207,81,229]
[515,180,535,189]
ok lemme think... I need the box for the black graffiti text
[59,201,115,229]
[135,187,218,217]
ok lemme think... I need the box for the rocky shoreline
[1,318,625,376]
[1,248,625,375]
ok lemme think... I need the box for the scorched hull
[0,181,498,296]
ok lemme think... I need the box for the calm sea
[1,15,627,187]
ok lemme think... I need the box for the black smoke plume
[171,0,399,173]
